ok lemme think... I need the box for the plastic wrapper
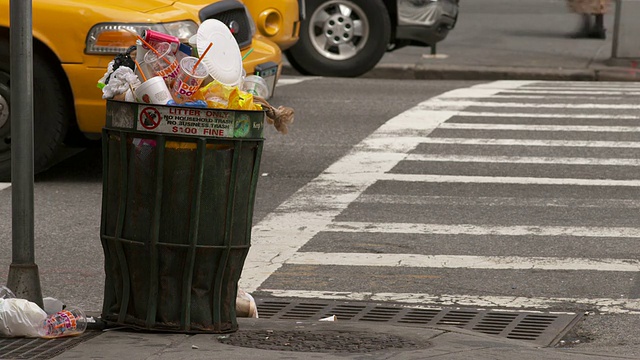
[196,80,261,111]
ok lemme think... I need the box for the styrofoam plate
[196,19,243,86]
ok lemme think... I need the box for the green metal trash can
[100,100,265,333]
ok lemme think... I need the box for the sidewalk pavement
[52,317,636,360]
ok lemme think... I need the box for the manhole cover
[218,329,424,353]
[255,297,583,347]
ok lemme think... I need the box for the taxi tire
[285,0,391,77]
[0,38,70,181]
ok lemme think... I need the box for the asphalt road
[3,76,640,356]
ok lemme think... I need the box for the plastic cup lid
[180,56,209,78]
[143,42,171,63]
[196,19,243,87]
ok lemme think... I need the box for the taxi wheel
[285,0,391,77]
[0,38,70,181]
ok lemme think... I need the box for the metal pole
[7,0,43,308]
[611,0,622,59]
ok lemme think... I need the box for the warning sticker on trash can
[138,106,234,137]
[105,100,265,139]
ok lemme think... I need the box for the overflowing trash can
[99,99,265,333]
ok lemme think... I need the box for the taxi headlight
[85,20,199,54]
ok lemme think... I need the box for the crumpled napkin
[101,66,142,100]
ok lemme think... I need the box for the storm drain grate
[0,330,102,360]
[255,297,583,347]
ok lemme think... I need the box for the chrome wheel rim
[308,0,369,61]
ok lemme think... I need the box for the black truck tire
[285,0,391,77]
[0,38,70,181]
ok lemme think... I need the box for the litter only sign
[138,106,234,137]
[105,100,265,139]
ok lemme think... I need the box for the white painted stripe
[419,137,640,148]
[438,123,640,132]
[276,76,319,86]
[442,111,640,119]
[323,172,640,187]
[241,81,521,293]
[262,289,640,314]
[287,252,640,272]
[325,221,640,238]
[527,81,640,86]
[425,100,640,110]
[405,154,640,166]
[506,90,640,96]
[517,86,640,91]
[489,95,629,100]
[272,193,640,212]
[0,183,9,191]
[357,194,640,208]
[524,82,640,87]
[461,80,538,90]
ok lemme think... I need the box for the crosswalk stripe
[524,82,640,88]
[417,137,640,148]
[489,95,631,100]
[326,221,640,238]
[286,252,640,272]
[357,195,640,209]
[505,90,640,96]
[509,84,640,90]
[260,289,640,314]
[405,154,640,166]
[426,100,640,110]
[322,172,640,187]
[0,183,9,191]
[438,123,640,132]
[435,111,640,119]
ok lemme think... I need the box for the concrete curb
[282,63,640,82]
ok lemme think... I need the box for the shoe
[571,14,592,38]
[588,27,606,39]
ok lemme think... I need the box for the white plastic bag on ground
[0,298,48,337]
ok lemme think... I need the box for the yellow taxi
[0,0,282,181]
[243,0,302,51]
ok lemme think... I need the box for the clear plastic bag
[0,285,16,299]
